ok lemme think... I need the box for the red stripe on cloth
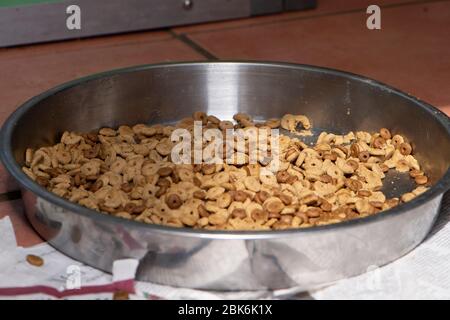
[0,279,134,298]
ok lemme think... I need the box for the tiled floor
[0,0,449,246]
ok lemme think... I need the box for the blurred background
[0,0,449,245]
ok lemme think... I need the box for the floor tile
[0,30,171,60]
[0,36,204,193]
[0,200,43,248]
[0,165,18,194]
[188,1,450,109]
[0,37,203,127]
[441,105,450,117]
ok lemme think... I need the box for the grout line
[181,0,449,36]
[169,30,218,60]
[0,190,21,203]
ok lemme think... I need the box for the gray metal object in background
[1,62,449,290]
[0,0,316,47]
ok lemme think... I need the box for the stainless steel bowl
[1,62,449,291]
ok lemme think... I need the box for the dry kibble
[265,119,281,129]
[26,254,44,267]
[280,215,293,224]
[379,164,389,173]
[90,179,103,192]
[251,209,268,221]
[22,113,426,230]
[320,174,333,184]
[36,176,49,187]
[231,208,247,219]
[268,212,281,219]
[301,194,319,206]
[219,121,234,130]
[217,193,232,208]
[157,167,173,177]
[409,169,423,178]
[350,144,360,158]
[358,190,372,197]
[233,113,251,122]
[369,201,384,208]
[264,197,285,214]
[193,190,206,200]
[124,202,137,213]
[380,128,391,140]
[345,178,363,192]
[121,182,133,193]
[401,192,415,202]
[166,194,182,209]
[113,290,129,300]
[202,164,216,175]
[276,170,290,183]
[233,190,248,202]
[244,176,261,192]
[193,177,202,187]
[155,185,168,197]
[345,159,358,170]
[323,152,338,161]
[372,137,386,149]
[207,115,220,125]
[399,142,412,156]
[306,207,322,218]
[255,191,270,204]
[278,193,292,205]
[392,134,404,147]
[358,151,370,162]
[320,199,332,212]
[386,198,400,207]
[415,175,428,185]
[193,111,208,124]
[198,204,209,218]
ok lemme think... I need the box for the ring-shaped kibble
[264,197,285,214]
[379,128,392,140]
[231,208,247,219]
[207,115,220,125]
[345,178,363,192]
[392,134,404,147]
[219,120,234,130]
[193,111,208,124]
[276,170,290,183]
[233,190,248,202]
[399,142,412,156]
[372,137,386,149]
[251,209,268,221]
[358,151,370,162]
[166,194,183,209]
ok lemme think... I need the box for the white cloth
[0,192,449,299]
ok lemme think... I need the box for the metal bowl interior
[1,61,450,290]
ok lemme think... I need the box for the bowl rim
[1,60,449,240]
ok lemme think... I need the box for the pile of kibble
[22,112,429,230]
